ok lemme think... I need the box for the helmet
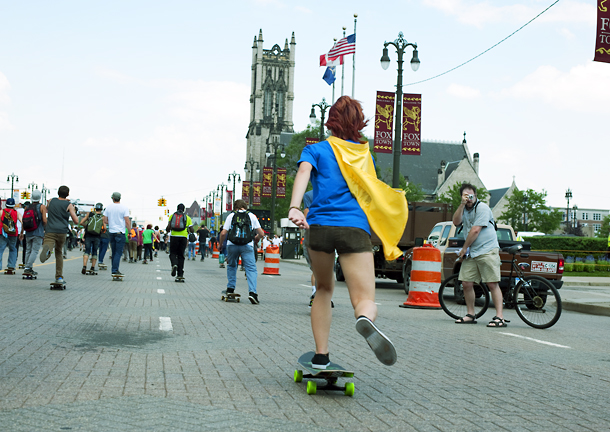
[95,202,104,211]
[5,198,15,207]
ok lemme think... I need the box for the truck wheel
[335,260,345,282]
[402,263,411,295]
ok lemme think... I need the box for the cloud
[447,83,481,99]
[422,0,593,27]
[0,71,11,105]
[496,62,610,113]
[0,112,14,131]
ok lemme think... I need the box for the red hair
[324,96,369,143]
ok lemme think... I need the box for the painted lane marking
[500,332,571,349]
[299,284,310,287]
[156,277,162,280]
[157,289,165,294]
[159,317,173,331]
[156,269,160,272]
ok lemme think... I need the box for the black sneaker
[311,353,330,369]
[40,244,51,263]
[225,288,235,294]
[82,266,87,275]
[248,292,259,304]
[171,265,177,277]
[23,268,33,275]
[355,316,397,366]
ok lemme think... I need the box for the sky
[1,0,608,224]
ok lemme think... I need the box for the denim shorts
[306,225,372,255]
[84,236,100,258]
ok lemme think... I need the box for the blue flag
[322,66,336,85]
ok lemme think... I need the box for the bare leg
[458,281,477,322]
[486,282,504,319]
[338,252,377,321]
[308,250,335,355]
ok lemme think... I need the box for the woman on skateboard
[288,96,408,369]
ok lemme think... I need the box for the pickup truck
[402,221,564,295]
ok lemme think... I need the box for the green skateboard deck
[294,351,354,396]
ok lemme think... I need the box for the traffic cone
[212,245,219,259]
[262,246,280,275]
[400,245,442,309]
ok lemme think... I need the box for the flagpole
[341,27,346,96]
[332,38,336,103]
[352,14,357,98]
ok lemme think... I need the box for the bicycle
[438,244,562,329]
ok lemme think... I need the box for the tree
[498,189,563,233]
[596,215,610,239]
[438,183,489,213]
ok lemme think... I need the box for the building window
[264,89,272,117]
[277,91,284,118]
[594,224,602,231]
[593,213,601,221]
[582,212,588,220]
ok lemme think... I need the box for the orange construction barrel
[262,246,280,275]
[212,245,219,259]
[400,245,442,309]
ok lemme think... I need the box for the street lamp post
[266,138,286,235]
[244,158,260,208]
[41,184,50,205]
[227,171,241,211]
[309,98,331,142]
[565,189,572,230]
[217,184,227,227]
[7,173,19,197]
[572,205,578,230]
[380,32,420,188]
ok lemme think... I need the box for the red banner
[226,190,233,211]
[276,168,287,198]
[201,208,207,220]
[207,202,213,215]
[262,167,273,198]
[402,93,422,155]
[595,0,610,63]
[373,91,395,154]
[253,182,261,206]
[242,181,250,204]
[305,138,318,145]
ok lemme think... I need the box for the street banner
[595,0,610,63]
[305,138,318,145]
[262,167,273,198]
[208,202,213,215]
[253,182,261,206]
[214,197,221,216]
[226,190,233,211]
[242,181,250,204]
[402,93,422,155]
[373,91,395,154]
[201,208,207,220]
[276,168,287,198]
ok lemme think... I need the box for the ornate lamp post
[380,32,420,188]
[309,98,331,142]
[266,138,285,235]
[227,171,241,211]
[217,183,227,227]
[565,189,572,229]
[7,173,19,197]
[572,205,578,230]
[41,184,50,205]
[244,158,260,207]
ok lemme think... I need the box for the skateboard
[221,292,241,302]
[18,264,25,269]
[50,282,66,290]
[86,269,98,275]
[294,351,355,396]
[4,269,16,275]
[22,273,37,280]
[98,264,107,270]
[175,277,185,283]
[112,274,124,282]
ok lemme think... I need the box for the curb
[563,282,610,287]
[562,301,610,317]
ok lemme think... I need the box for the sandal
[455,314,477,324]
[487,316,507,328]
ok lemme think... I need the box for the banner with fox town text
[276,168,287,198]
[226,190,233,211]
[253,182,261,206]
[262,167,273,198]
[242,181,250,204]
[402,93,422,155]
[595,0,610,63]
[373,91,395,154]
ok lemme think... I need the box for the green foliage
[438,183,489,213]
[498,189,562,233]
[526,236,608,259]
[596,215,610,239]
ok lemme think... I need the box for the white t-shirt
[104,202,130,234]
[272,237,281,246]
[262,238,271,250]
[222,210,261,247]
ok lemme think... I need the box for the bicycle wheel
[438,274,490,320]
[513,275,562,329]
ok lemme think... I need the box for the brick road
[1,250,609,431]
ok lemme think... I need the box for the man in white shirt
[103,192,131,276]
[219,199,265,304]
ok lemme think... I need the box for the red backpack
[22,204,41,232]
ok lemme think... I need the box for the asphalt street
[0,249,609,431]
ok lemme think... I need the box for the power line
[405,0,561,87]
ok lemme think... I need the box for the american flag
[327,34,356,58]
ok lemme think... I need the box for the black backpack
[170,212,187,231]
[227,211,253,245]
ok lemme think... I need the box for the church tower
[245,30,296,180]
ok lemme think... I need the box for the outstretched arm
[288,162,312,229]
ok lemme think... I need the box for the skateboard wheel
[294,370,303,383]
[237,298,240,303]
[221,296,225,301]
[345,382,355,396]
[306,381,317,395]
[345,372,354,378]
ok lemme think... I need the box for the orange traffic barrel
[400,245,442,309]
[212,245,219,259]
[262,246,280,275]
[195,241,199,255]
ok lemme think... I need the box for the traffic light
[21,192,27,199]
[158,197,167,207]
[26,191,31,199]
[162,198,167,206]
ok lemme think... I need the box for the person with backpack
[40,186,80,284]
[219,199,265,304]
[78,203,106,274]
[187,226,197,260]
[0,198,24,273]
[196,224,210,261]
[166,203,192,279]
[22,191,47,276]
[142,224,155,264]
